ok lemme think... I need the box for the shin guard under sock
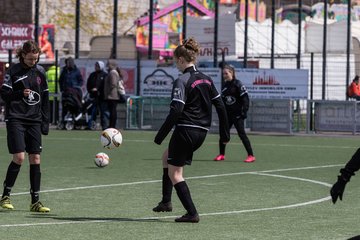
[30,164,41,204]
[174,181,197,216]
[162,168,173,203]
[2,161,21,197]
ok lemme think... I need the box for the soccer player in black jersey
[213,64,255,163]
[331,148,360,204]
[0,40,50,212]
[153,38,230,223]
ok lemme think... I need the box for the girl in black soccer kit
[0,40,50,212]
[213,64,255,163]
[153,38,230,223]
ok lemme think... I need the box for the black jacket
[1,62,49,125]
[155,65,230,144]
[86,70,107,100]
[222,79,249,119]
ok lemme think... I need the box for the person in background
[348,75,360,100]
[153,37,230,223]
[0,40,50,212]
[45,65,60,124]
[213,64,255,163]
[86,61,109,130]
[59,57,83,124]
[330,148,360,204]
[104,59,120,128]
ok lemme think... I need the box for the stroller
[58,87,96,130]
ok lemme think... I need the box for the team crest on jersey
[23,90,40,105]
[37,76,42,85]
[3,74,11,85]
[173,87,182,99]
[225,96,236,105]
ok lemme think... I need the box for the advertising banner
[0,23,34,51]
[187,15,236,59]
[140,67,221,97]
[141,67,308,99]
[236,68,308,99]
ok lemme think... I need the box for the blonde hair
[174,37,200,63]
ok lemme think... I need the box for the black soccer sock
[219,140,226,155]
[162,168,173,203]
[2,161,21,197]
[30,164,41,204]
[174,181,197,216]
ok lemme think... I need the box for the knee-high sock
[162,168,173,203]
[2,161,21,197]
[174,181,197,216]
[30,164,41,204]
[219,140,226,155]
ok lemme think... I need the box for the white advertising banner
[186,15,236,60]
[236,68,308,99]
[140,68,221,97]
[140,67,308,99]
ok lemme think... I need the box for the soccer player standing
[0,40,50,212]
[153,37,230,223]
[213,64,255,163]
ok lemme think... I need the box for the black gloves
[41,121,49,135]
[330,168,354,204]
[330,176,348,204]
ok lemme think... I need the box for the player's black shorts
[167,126,207,167]
[6,121,42,154]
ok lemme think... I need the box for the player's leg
[169,164,199,223]
[1,122,26,210]
[214,117,234,161]
[27,124,50,213]
[152,148,173,212]
[169,128,206,223]
[234,117,255,163]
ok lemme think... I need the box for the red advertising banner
[0,23,34,51]
[39,24,55,59]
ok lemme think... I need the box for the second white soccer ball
[100,128,123,149]
[94,152,110,167]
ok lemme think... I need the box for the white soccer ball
[100,128,123,149]
[94,152,110,167]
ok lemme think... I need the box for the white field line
[11,164,342,196]
[22,135,358,149]
[0,165,338,228]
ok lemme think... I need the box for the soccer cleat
[0,196,14,210]
[30,201,50,213]
[244,155,256,163]
[175,213,200,223]
[213,154,225,161]
[152,201,172,212]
